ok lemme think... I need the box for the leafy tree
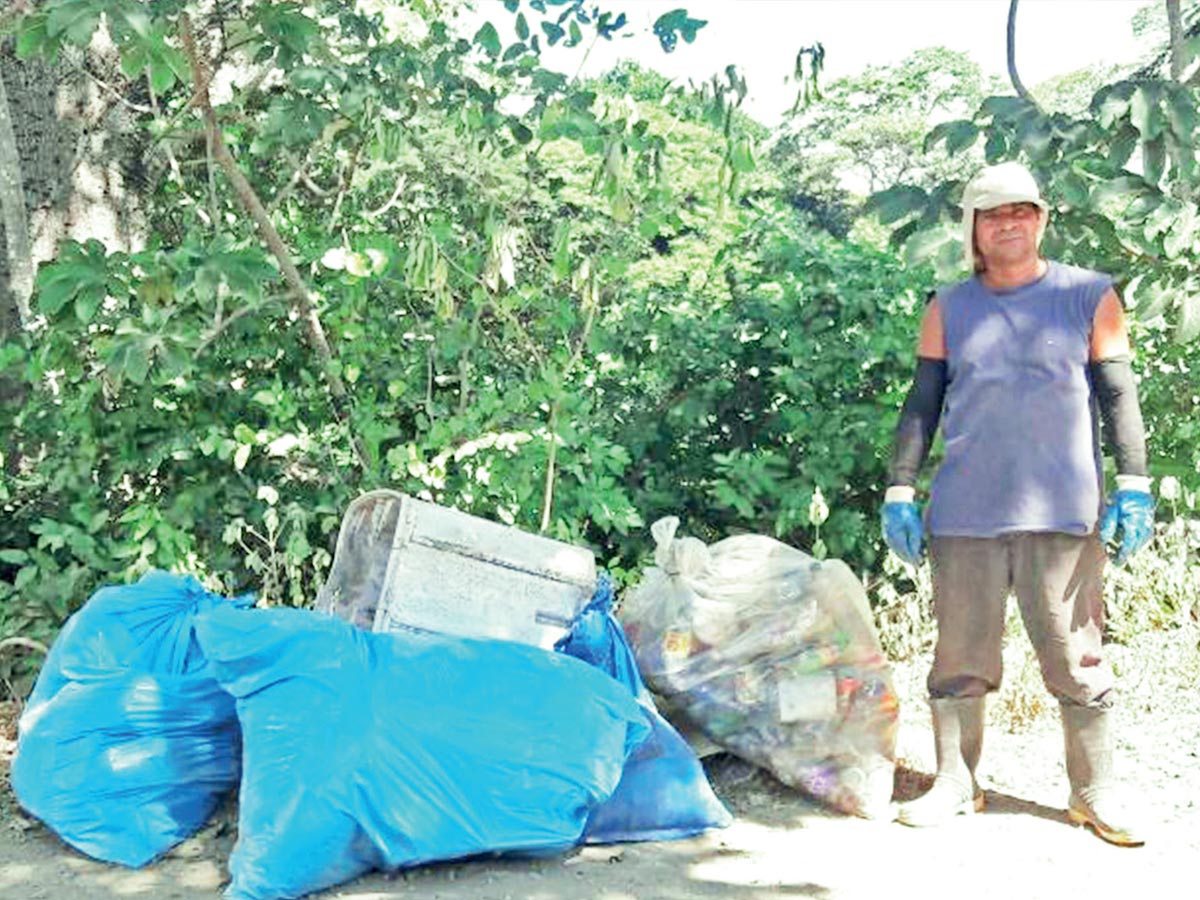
[0,0,684,627]
[771,47,1002,235]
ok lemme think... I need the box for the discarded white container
[315,490,597,649]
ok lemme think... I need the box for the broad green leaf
[903,224,953,267]
[148,61,176,94]
[14,566,37,590]
[73,283,105,324]
[866,185,928,225]
[515,13,529,39]
[510,120,533,144]
[1142,136,1166,187]
[729,137,755,174]
[1163,204,1196,258]
[887,218,921,250]
[1092,175,1150,205]
[652,10,707,53]
[36,272,80,316]
[472,22,501,56]
[1054,171,1090,208]
[124,343,151,384]
[0,550,29,565]
[35,248,108,318]
[1129,276,1172,320]
[924,119,977,155]
[1125,192,1164,221]
[1017,117,1053,158]
[984,131,1007,163]
[1143,197,1183,240]
[1165,85,1197,147]
[111,4,152,39]
[15,16,50,59]
[1177,292,1200,343]
[943,121,979,155]
[980,95,1038,121]
[1130,85,1162,140]
[1091,80,1136,128]
[290,66,330,91]
[1107,124,1139,170]
[552,220,571,280]
[46,0,101,46]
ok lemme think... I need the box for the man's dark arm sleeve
[1090,355,1148,476]
[888,357,948,487]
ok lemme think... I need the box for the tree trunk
[1,33,145,443]
[1167,0,1185,80]
[0,51,33,330]
[0,32,146,339]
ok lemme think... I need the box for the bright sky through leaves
[464,0,1155,125]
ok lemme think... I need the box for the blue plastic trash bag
[555,574,732,843]
[11,570,248,867]
[193,603,651,900]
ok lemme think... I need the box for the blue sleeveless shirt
[928,262,1111,537]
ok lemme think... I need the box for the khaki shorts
[927,533,1113,708]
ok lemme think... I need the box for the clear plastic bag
[620,517,899,818]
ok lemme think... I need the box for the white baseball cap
[961,162,1048,270]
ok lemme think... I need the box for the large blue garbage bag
[11,570,248,867]
[556,574,733,843]
[193,603,651,900]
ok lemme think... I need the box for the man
[880,161,1155,846]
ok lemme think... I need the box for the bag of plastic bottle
[555,574,732,843]
[11,571,248,867]
[194,603,651,900]
[620,517,899,819]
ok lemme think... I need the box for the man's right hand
[881,486,924,566]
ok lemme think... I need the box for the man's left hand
[1098,489,1155,565]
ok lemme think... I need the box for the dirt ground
[2,624,1197,900]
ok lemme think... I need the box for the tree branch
[364,174,407,220]
[193,294,283,358]
[0,636,49,656]
[178,14,371,475]
[539,274,599,534]
[1006,0,1039,108]
[1168,0,1185,81]
[328,137,365,232]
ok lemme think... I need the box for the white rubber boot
[1062,703,1145,846]
[897,697,986,827]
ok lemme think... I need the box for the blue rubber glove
[1098,489,1155,565]
[881,501,924,566]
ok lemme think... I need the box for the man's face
[973,202,1045,269]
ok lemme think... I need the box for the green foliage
[772,47,1001,234]
[651,9,707,53]
[589,205,932,566]
[5,0,1195,682]
[1,1,806,658]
